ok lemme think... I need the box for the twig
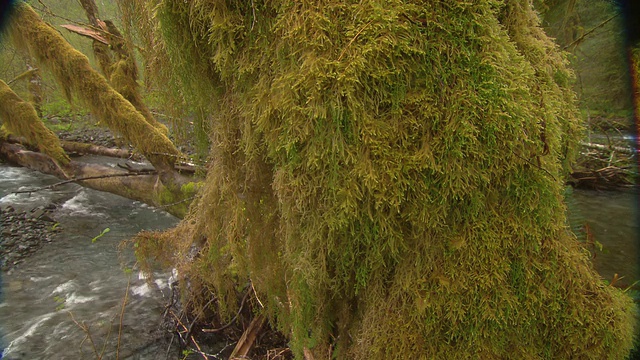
[69,311,101,359]
[251,0,256,31]
[165,333,175,360]
[116,270,132,359]
[509,149,558,182]
[184,297,216,348]
[157,195,197,209]
[251,281,264,308]
[13,171,157,194]
[201,289,250,333]
[99,312,119,358]
[190,335,208,360]
[563,14,618,50]
[337,20,373,61]
[7,68,39,85]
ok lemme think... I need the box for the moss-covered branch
[7,2,181,176]
[104,20,169,135]
[0,79,69,164]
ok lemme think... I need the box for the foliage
[117,0,211,158]
[128,0,637,358]
[91,227,110,243]
[1,0,121,119]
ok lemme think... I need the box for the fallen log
[0,141,193,218]
[60,140,134,159]
[580,141,636,155]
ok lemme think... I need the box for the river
[0,159,638,359]
[0,159,179,359]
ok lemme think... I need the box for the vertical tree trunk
[79,0,114,79]
[25,59,42,118]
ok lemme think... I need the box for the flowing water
[570,188,639,286]
[0,159,179,359]
[0,159,638,359]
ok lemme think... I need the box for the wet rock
[1,205,60,272]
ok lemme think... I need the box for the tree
[0,1,637,359]
[1,2,198,217]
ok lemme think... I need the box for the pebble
[1,205,60,272]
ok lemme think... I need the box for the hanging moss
[7,3,181,175]
[0,79,69,164]
[118,0,212,159]
[105,20,169,135]
[134,0,636,358]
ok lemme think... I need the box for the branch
[116,269,132,359]
[563,14,618,50]
[60,24,109,44]
[201,289,251,334]
[7,68,39,85]
[12,171,157,194]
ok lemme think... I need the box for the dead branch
[60,24,109,44]
[184,297,216,348]
[202,290,251,334]
[563,14,618,50]
[8,67,39,85]
[229,315,266,360]
[13,171,157,194]
[69,311,101,359]
[581,141,635,155]
[116,269,133,359]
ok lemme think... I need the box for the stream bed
[0,160,179,359]
[0,159,638,359]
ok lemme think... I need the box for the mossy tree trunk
[130,0,636,359]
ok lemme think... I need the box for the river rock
[1,205,60,272]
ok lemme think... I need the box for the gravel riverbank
[0,205,59,273]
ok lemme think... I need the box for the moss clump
[135,0,636,358]
[105,20,169,135]
[155,181,202,218]
[7,3,181,174]
[0,79,69,164]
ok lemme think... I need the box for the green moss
[0,79,69,164]
[105,20,169,135]
[154,181,202,218]
[8,3,181,174]
[180,181,201,195]
[135,0,636,358]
